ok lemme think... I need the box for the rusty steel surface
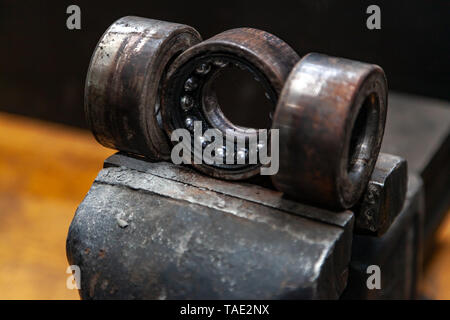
[353,153,407,236]
[342,174,424,299]
[66,154,354,299]
[161,28,299,180]
[272,53,388,210]
[85,16,201,160]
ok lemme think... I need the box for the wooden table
[0,112,112,299]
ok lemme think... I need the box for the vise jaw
[67,153,354,299]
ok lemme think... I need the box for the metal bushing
[161,28,299,179]
[85,16,202,160]
[272,53,388,209]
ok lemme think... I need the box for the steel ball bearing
[161,28,299,180]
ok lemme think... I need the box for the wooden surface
[420,214,450,299]
[0,112,112,299]
[0,111,448,299]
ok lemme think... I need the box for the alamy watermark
[366,265,381,289]
[66,5,380,31]
[66,5,81,30]
[66,265,81,290]
[366,5,381,30]
[170,121,279,175]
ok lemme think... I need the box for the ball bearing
[162,28,299,180]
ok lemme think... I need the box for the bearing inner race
[170,53,277,171]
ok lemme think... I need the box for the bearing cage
[166,53,277,171]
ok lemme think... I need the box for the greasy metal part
[381,92,450,251]
[342,174,424,299]
[67,154,354,299]
[85,16,202,160]
[161,28,299,180]
[272,53,388,210]
[353,153,407,236]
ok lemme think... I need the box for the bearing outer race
[271,53,388,209]
[85,16,202,160]
[162,28,300,179]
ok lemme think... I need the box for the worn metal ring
[271,53,388,209]
[85,16,202,160]
[162,28,299,179]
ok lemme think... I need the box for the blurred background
[0,0,449,299]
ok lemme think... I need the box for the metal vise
[67,16,450,299]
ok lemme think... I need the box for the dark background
[0,0,449,128]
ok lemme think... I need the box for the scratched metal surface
[67,156,354,299]
[342,174,424,299]
[353,153,407,236]
[104,153,353,228]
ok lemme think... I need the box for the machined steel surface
[85,16,201,160]
[342,174,424,299]
[272,53,388,210]
[67,154,354,299]
[161,28,299,180]
[353,153,407,236]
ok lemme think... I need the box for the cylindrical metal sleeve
[271,53,388,209]
[85,16,202,160]
[162,28,299,179]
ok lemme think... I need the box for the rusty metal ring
[162,28,299,180]
[271,53,388,209]
[85,16,202,160]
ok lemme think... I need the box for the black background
[1,0,449,128]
